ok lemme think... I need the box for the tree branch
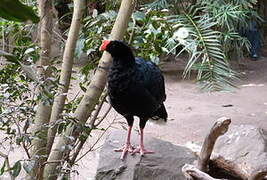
[197,117,231,172]
[14,119,30,159]
[89,90,108,127]
[43,0,136,179]
[72,115,115,165]
[94,104,112,127]
[28,0,53,178]
[46,0,86,157]
[182,164,225,180]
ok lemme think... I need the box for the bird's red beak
[99,40,111,51]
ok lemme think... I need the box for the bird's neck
[113,54,135,67]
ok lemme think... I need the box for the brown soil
[147,57,267,145]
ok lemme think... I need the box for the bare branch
[42,160,64,166]
[73,117,115,164]
[182,164,225,180]
[94,104,112,127]
[14,119,31,159]
[70,93,112,165]
[89,90,108,127]
[197,117,231,172]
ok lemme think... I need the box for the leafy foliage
[0,0,264,178]
[0,0,39,23]
[81,9,172,66]
[80,0,260,91]
[146,0,261,91]
[0,9,57,178]
[167,10,237,91]
[130,10,172,64]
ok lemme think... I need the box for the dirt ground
[1,54,267,179]
[72,55,267,179]
[148,57,267,145]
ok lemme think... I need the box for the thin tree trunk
[43,0,136,179]
[46,0,85,156]
[28,0,53,179]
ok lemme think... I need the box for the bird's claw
[114,143,134,160]
[132,146,154,156]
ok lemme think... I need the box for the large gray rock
[213,125,267,178]
[95,130,197,180]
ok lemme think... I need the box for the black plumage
[100,40,167,159]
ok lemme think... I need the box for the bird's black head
[99,40,134,60]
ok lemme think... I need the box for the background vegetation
[0,0,265,179]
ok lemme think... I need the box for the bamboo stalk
[43,1,136,179]
[46,0,86,157]
[28,0,53,178]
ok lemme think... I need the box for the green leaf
[0,50,19,64]
[57,122,65,134]
[167,10,237,91]
[132,11,145,21]
[0,0,39,23]
[23,160,36,174]
[11,161,21,177]
[0,50,39,81]
[0,160,6,175]
[75,38,86,59]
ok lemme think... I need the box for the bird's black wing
[135,58,166,104]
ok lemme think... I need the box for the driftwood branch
[186,117,267,180]
[197,117,231,172]
[211,156,248,179]
[249,166,267,180]
[182,164,224,180]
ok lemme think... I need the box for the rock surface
[213,125,267,178]
[95,130,197,180]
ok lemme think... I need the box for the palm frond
[230,0,258,9]
[167,11,238,91]
[145,0,170,10]
[221,30,250,60]
[143,0,188,13]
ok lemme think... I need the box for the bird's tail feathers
[149,104,167,125]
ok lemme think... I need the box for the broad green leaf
[0,0,39,23]
[11,161,21,177]
[75,38,86,59]
[0,160,6,175]
[132,11,145,21]
[0,50,39,81]
[23,160,36,174]
[0,50,19,64]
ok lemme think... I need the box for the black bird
[99,40,167,159]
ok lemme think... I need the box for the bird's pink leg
[133,128,154,156]
[114,126,134,160]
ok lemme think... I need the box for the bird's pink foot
[132,146,154,156]
[114,143,134,160]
